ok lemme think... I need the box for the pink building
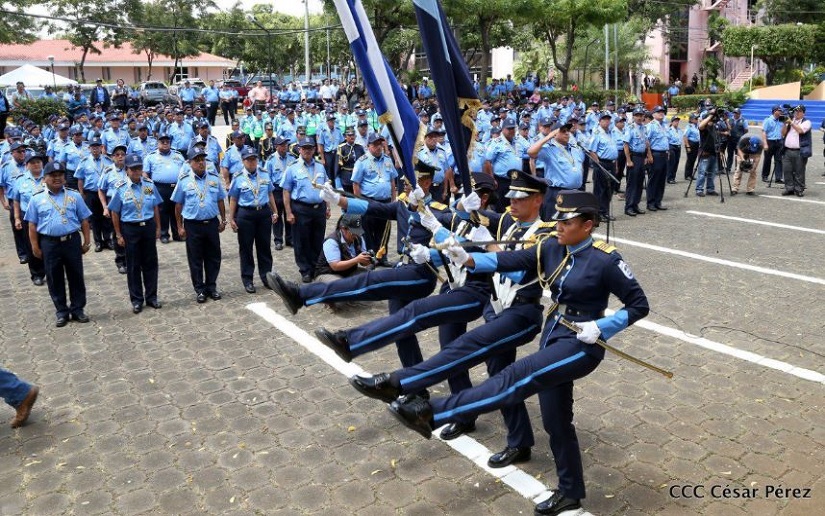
[0,40,234,85]
[645,0,755,89]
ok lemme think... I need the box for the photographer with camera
[694,109,721,196]
[727,108,748,173]
[732,136,763,196]
[780,105,812,197]
[314,214,372,284]
[761,105,785,183]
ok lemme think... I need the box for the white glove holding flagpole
[460,191,481,212]
[408,185,426,208]
[419,208,442,234]
[444,238,470,266]
[468,225,492,243]
[409,243,431,264]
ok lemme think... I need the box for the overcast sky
[212,0,324,17]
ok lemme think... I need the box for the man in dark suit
[89,79,111,111]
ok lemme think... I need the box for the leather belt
[512,295,542,306]
[652,150,668,154]
[292,200,322,209]
[123,219,152,226]
[41,232,78,242]
[631,152,646,157]
[239,205,267,211]
[550,302,605,319]
[185,217,217,224]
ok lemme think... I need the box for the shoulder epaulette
[178,171,189,180]
[357,154,368,161]
[207,170,220,177]
[538,221,556,229]
[114,179,127,188]
[65,187,78,192]
[32,188,46,196]
[143,177,154,183]
[593,240,616,253]
[429,201,448,211]
[338,142,348,148]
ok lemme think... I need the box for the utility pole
[604,25,609,90]
[304,0,311,83]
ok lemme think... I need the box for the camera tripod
[684,150,732,203]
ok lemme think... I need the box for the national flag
[332,0,422,185]
[413,0,481,195]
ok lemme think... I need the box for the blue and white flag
[414,0,481,195]
[333,0,422,185]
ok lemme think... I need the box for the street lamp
[749,44,758,92]
[47,55,56,89]
[247,14,274,103]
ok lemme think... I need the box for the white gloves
[409,244,431,264]
[574,321,601,344]
[468,225,492,243]
[419,208,442,234]
[461,191,481,212]
[319,183,340,206]
[445,239,470,266]
[408,185,426,208]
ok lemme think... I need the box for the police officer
[227,147,279,293]
[264,136,295,250]
[12,151,47,285]
[418,128,451,205]
[727,108,748,173]
[195,123,223,166]
[143,134,186,243]
[24,162,92,326]
[683,113,700,180]
[57,127,88,190]
[528,120,582,220]
[98,144,129,272]
[587,113,619,222]
[108,154,164,313]
[645,106,670,211]
[220,130,251,188]
[127,124,158,159]
[666,116,684,184]
[387,191,649,516]
[74,137,112,252]
[0,141,29,263]
[612,117,628,194]
[282,138,330,283]
[317,114,344,187]
[761,105,785,183]
[337,127,365,194]
[172,148,227,303]
[352,133,397,260]
[622,107,652,216]
[101,115,130,156]
[485,118,526,210]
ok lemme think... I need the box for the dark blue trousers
[155,182,180,240]
[592,160,615,217]
[430,334,601,500]
[271,187,291,246]
[236,206,273,286]
[83,191,107,246]
[8,205,27,260]
[301,263,437,307]
[40,232,86,318]
[290,201,326,278]
[624,153,646,211]
[646,150,668,208]
[121,220,158,305]
[20,221,45,280]
[395,302,544,448]
[667,145,681,182]
[183,218,221,294]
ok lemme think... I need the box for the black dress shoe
[118,266,127,274]
[349,373,400,403]
[635,207,646,214]
[646,205,658,212]
[731,191,738,196]
[782,190,795,196]
[132,304,143,314]
[623,209,637,217]
[209,291,222,301]
[655,204,668,210]
[706,191,718,196]
[244,283,256,294]
[274,242,284,251]
[388,398,433,439]
[667,179,676,184]
[147,300,162,309]
[94,243,103,252]
[746,192,756,196]
[266,272,302,315]
[314,328,352,362]
[796,192,804,197]
[301,274,313,283]
[775,179,784,184]
[19,257,28,264]
[487,446,531,468]
[440,421,476,441]
[71,312,90,323]
[32,277,45,286]
[534,491,582,516]
[160,236,170,244]
[55,317,68,327]
[107,242,116,250]
[196,292,207,303]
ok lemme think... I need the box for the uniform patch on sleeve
[618,260,634,279]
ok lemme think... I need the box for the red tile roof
[0,40,234,66]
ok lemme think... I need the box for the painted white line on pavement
[685,211,825,236]
[245,303,592,514]
[759,194,825,205]
[816,182,825,185]
[593,233,825,286]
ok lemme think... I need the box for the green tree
[0,1,39,44]
[565,17,651,89]
[757,0,825,25]
[722,23,819,85]
[51,0,141,83]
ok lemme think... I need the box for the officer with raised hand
[143,133,186,243]
[25,162,92,327]
[173,147,227,303]
[108,154,163,314]
[227,147,278,293]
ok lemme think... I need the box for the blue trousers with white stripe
[394,302,544,448]
[299,263,437,307]
[429,334,602,500]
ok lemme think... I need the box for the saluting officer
[172,148,227,303]
[108,154,163,314]
[336,127,364,194]
[74,137,112,252]
[352,133,397,259]
[12,151,48,285]
[283,138,330,283]
[24,162,92,327]
[227,147,279,294]
[263,136,295,250]
[143,134,186,243]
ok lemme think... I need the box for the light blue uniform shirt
[351,154,397,200]
[220,145,250,177]
[646,120,669,151]
[171,170,226,220]
[684,123,700,143]
[58,142,89,172]
[0,159,26,191]
[469,141,486,173]
[101,128,130,155]
[201,86,220,103]
[107,178,163,222]
[317,126,343,152]
[74,154,113,192]
[48,137,70,160]
[98,165,128,198]
[281,159,327,204]
[127,137,158,159]
[588,127,619,160]
[264,152,296,188]
[199,136,222,164]
[178,87,197,102]
[417,146,449,184]
[10,172,45,212]
[536,140,582,189]
[219,89,235,102]
[612,126,628,153]
[24,187,91,236]
[144,150,186,184]
[485,136,524,178]
[228,169,274,207]
[762,116,783,140]
[667,126,684,146]
[167,122,194,151]
[277,119,297,143]
[624,123,649,154]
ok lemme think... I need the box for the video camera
[739,158,754,173]
[776,103,801,123]
[709,106,729,121]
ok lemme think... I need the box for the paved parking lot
[1,133,823,515]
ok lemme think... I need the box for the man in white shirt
[780,106,812,197]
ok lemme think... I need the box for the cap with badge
[69,126,83,136]
[296,137,315,148]
[505,169,547,199]
[230,130,246,140]
[24,151,45,164]
[272,136,289,146]
[518,122,530,131]
[599,111,612,120]
[551,190,599,221]
[540,116,556,127]
[9,141,27,152]
[44,162,66,175]
[502,118,517,129]
[652,106,665,113]
[188,147,207,160]
[414,160,439,179]
[367,133,385,144]
[425,126,441,137]
[124,154,143,169]
[88,137,103,147]
[357,119,368,127]
[632,107,645,115]
[339,214,364,236]
[112,144,128,154]
[241,147,259,160]
[471,172,496,192]
[157,133,172,141]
